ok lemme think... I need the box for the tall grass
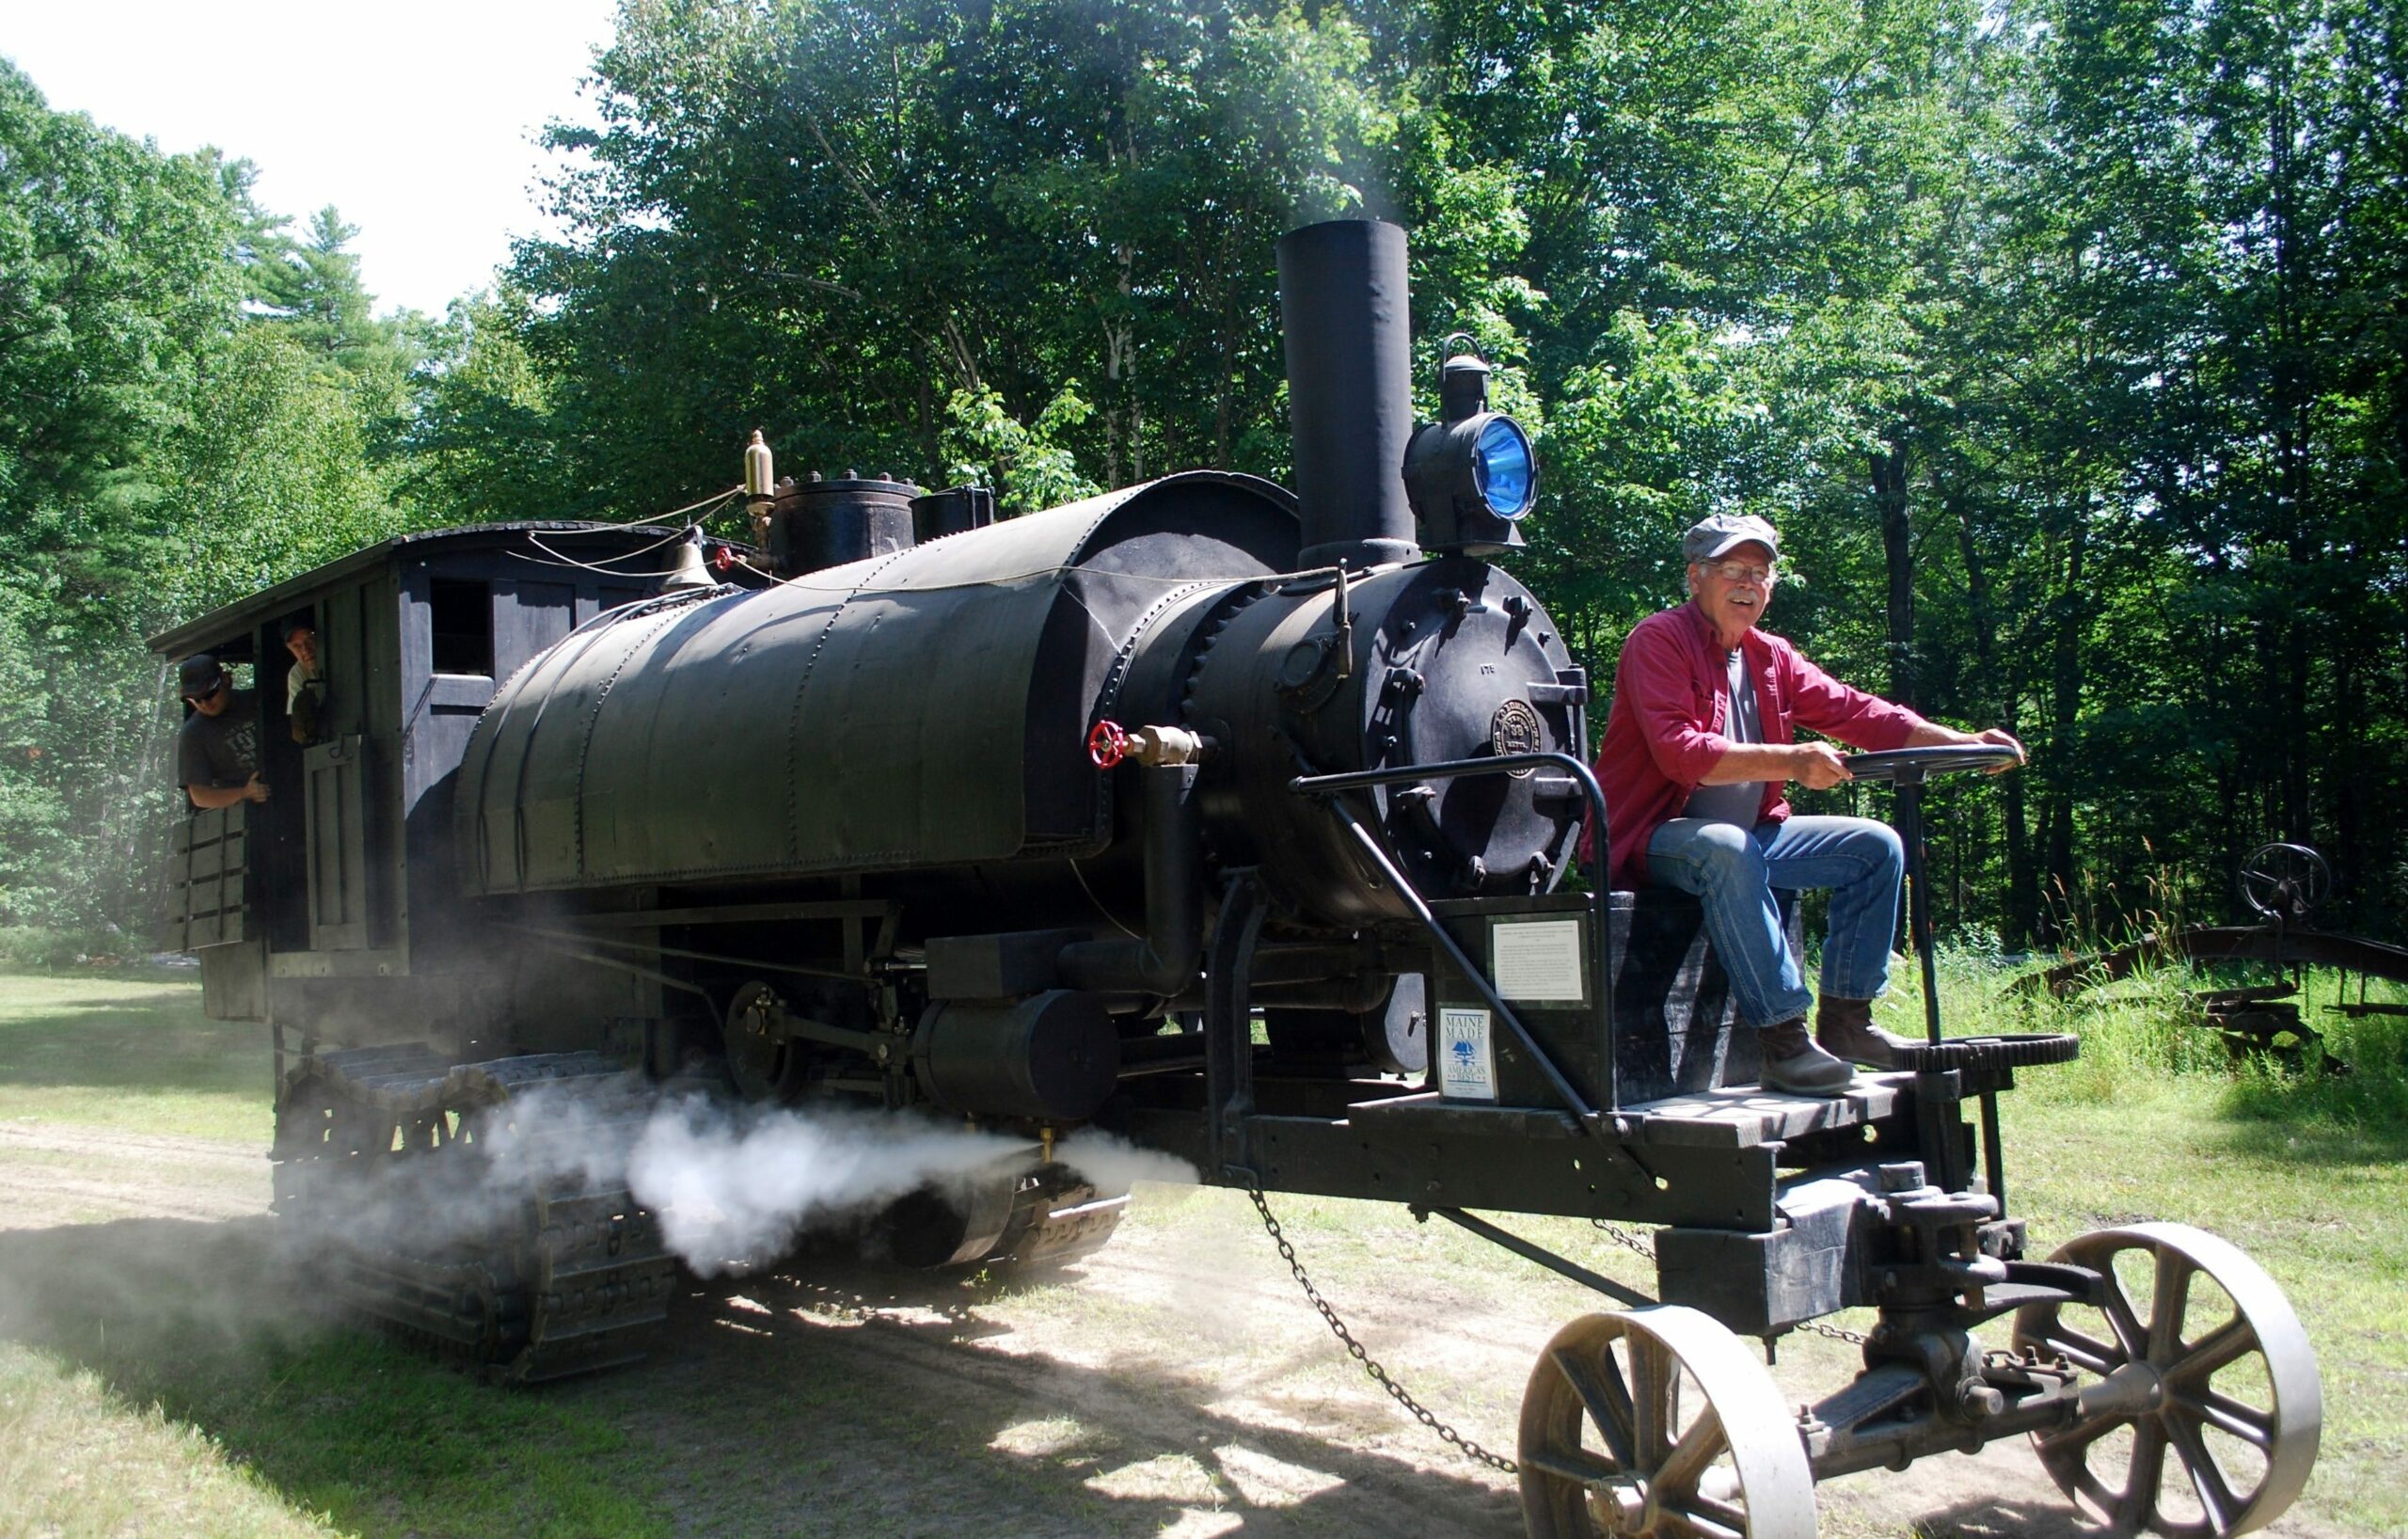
[1884,933,2408,1143]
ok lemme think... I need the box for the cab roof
[145,521,699,658]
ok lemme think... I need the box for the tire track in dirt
[0,1121,270,1230]
[593,1267,1524,1538]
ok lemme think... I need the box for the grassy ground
[0,971,670,1539]
[0,969,273,1144]
[1955,956,2408,1538]
[0,960,2400,1537]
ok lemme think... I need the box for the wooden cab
[149,523,720,1037]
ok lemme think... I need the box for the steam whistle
[743,431,776,548]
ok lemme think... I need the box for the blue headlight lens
[1471,417,1534,519]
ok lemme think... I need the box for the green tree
[0,59,425,935]
[484,0,1403,525]
[402,289,573,523]
[0,58,240,611]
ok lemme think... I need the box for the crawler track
[273,1046,676,1381]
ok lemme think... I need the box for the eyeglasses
[1698,559,1779,585]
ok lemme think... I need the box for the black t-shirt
[176,690,261,791]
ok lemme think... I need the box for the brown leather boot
[1756,1017,1853,1097]
[1814,996,1919,1071]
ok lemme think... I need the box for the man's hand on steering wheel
[1909,723,2026,773]
[1967,726,2025,771]
[1790,741,1854,790]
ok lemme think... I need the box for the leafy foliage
[0,63,420,933]
[2,0,2403,948]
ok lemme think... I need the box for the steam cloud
[1053,1127,1202,1195]
[466,1084,1197,1276]
[0,1087,1203,1388]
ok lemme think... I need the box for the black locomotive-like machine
[154,220,2320,1536]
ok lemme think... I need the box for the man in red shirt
[1593,515,2022,1095]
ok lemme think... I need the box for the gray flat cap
[1682,514,1781,562]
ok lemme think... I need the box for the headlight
[1405,408,1538,554]
[1472,416,1534,519]
[1404,340,1538,555]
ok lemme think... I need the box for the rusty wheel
[2011,1223,2321,1537]
[2236,843,2328,923]
[1519,1306,1814,1538]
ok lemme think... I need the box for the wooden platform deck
[1618,1072,1915,1148]
[1344,1072,1917,1150]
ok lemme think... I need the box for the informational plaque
[1491,917,1586,1002]
[1437,1007,1496,1100]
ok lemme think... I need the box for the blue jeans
[1645,816,1906,1029]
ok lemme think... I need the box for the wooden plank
[495,579,575,680]
[569,898,895,929]
[426,674,498,709]
[165,801,254,952]
[1346,1091,1586,1141]
[1624,1074,1909,1149]
[269,948,408,978]
[305,735,370,948]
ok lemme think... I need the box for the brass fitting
[1123,725,1210,767]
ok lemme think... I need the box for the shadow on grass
[2205,1007,2408,1166]
[1895,1499,2109,1538]
[0,1214,1527,1539]
[0,1212,2186,1539]
[0,979,266,1100]
[2210,1103,2408,1167]
[0,1214,673,1538]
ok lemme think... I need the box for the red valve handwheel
[1087,720,1130,769]
[712,545,737,572]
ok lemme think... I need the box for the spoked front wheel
[1519,1305,1815,1538]
[2011,1222,2321,1537]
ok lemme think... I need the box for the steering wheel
[1839,744,2022,782]
[2237,842,2329,922]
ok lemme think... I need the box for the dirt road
[0,1120,2329,1538]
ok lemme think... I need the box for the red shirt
[1585,601,1926,888]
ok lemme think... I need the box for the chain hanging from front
[1590,1216,1658,1261]
[1245,1182,1517,1475]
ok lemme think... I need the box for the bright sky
[3,0,622,317]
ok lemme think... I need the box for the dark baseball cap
[1681,514,1782,563]
[178,654,227,700]
[280,616,316,641]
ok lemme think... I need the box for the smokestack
[1277,220,1420,570]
